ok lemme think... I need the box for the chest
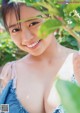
[16,72,46,113]
[15,57,69,113]
[15,68,61,113]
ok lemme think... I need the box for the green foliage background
[0,32,26,66]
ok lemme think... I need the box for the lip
[27,40,39,47]
[26,39,42,49]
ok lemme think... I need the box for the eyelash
[11,21,40,33]
[29,21,40,27]
[12,28,20,33]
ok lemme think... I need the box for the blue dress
[0,53,76,113]
[0,78,66,113]
[0,79,29,113]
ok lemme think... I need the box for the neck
[40,38,59,59]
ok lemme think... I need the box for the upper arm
[0,62,14,92]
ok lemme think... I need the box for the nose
[21,28,34,45]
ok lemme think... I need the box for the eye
[12,28,21,33]
[29,21,40,27]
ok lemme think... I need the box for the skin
[73,52,80,84]
[2,4,80,113]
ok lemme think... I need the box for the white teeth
[27,40,40,48]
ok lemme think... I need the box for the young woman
[0,0,80,113]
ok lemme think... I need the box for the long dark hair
[1,0,26,31]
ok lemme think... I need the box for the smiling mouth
[26,39,42,48]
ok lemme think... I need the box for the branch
[62,25,80,43]
[54,16,80,44]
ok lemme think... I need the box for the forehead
[6,5,42,26]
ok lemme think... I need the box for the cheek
[30,26,40,36]
[11,36,21,46]
[44,35,53,45]
[30,28,38,36]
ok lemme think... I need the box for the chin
[31,52,43,57]
[30,50,45,56]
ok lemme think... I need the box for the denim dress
[0,79,29,113]
[0,53,75,113]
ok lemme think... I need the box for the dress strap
[51,53,74,107]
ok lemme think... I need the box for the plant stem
[54,15,80,49]
[63,25,80,43]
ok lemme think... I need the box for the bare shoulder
[61,45,78,56]
[0,56,28,87]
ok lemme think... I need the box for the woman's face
[6,5,53,56]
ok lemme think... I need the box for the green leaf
[8,0,26,4]
[65,17,77,28]
[25,0,40,6]
[64,4,80,16]
[30,0,62,18]
[56,78,80,113]
[38,19,62,39]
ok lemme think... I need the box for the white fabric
[57,53,74,81]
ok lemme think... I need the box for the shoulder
[0,55,27,78]
[61,46,78,56]
[0,61,16,89]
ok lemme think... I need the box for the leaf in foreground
[38,19,62,39]
[56,79,80,113]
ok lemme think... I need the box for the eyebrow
[8,18,38,29]
[8,15,46,29]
